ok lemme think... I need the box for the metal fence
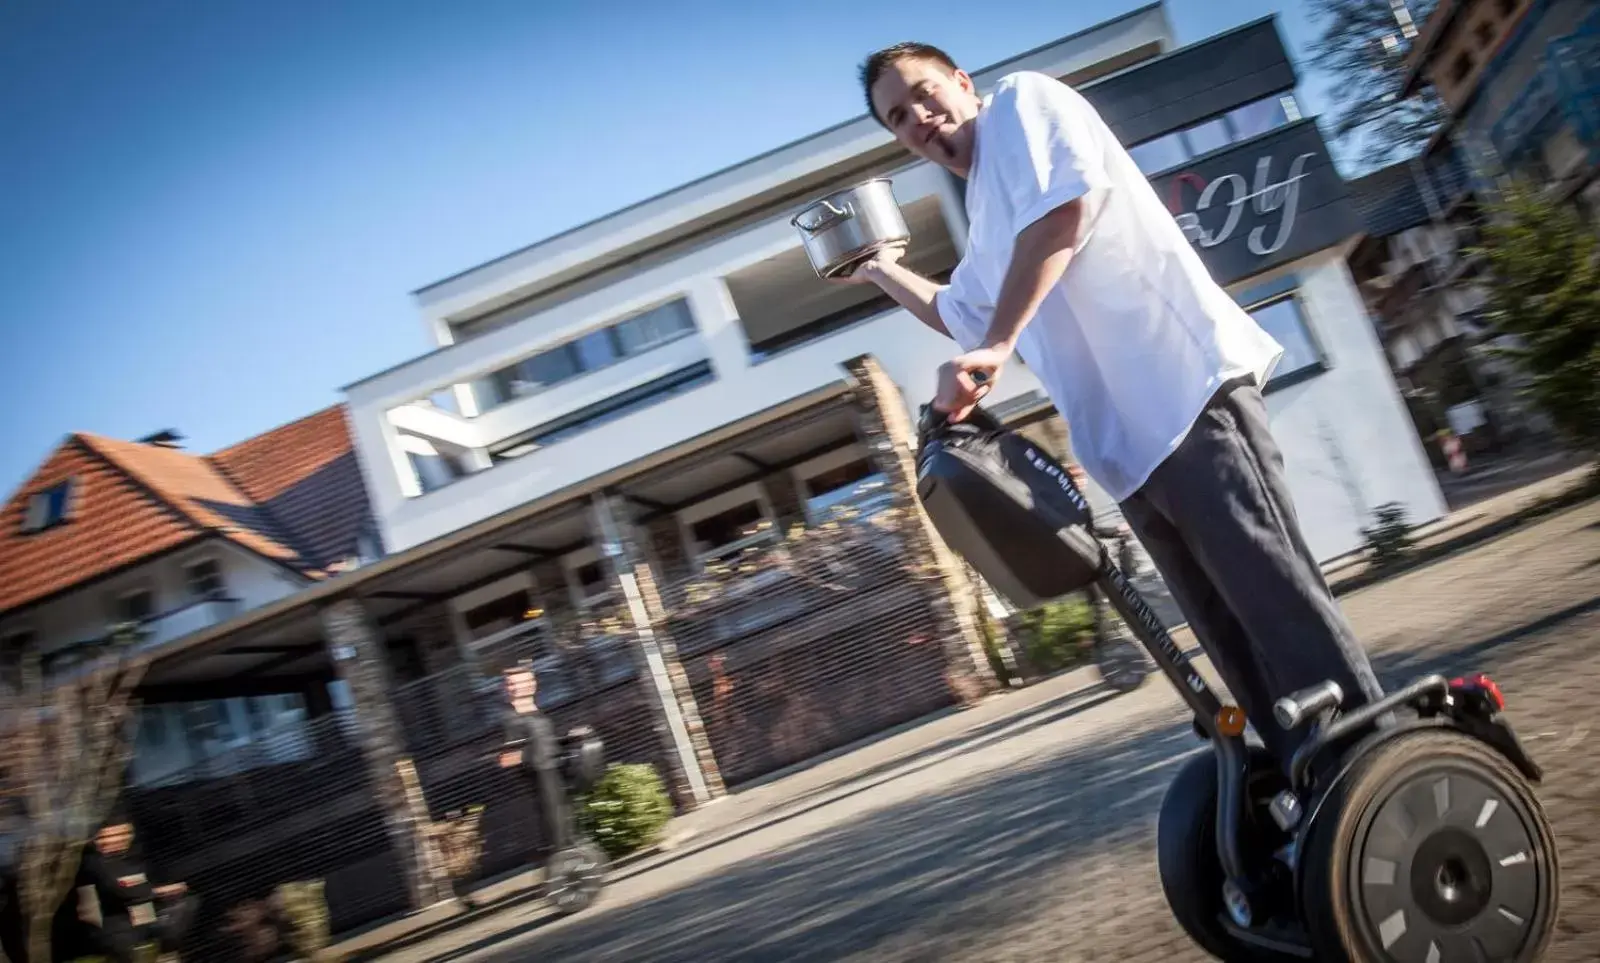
[111,484,989,958]
[389,641,672,891]
[125,711,411,963]
[656,498,961,787]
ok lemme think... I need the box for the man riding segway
[495,660,608,915]
[848,42,1560,962]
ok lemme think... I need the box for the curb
[1328,481,1598,597]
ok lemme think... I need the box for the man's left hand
[934,345,1013,422]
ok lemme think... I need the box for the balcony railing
[45,596,245,677]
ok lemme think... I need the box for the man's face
[870,57,983,174]
[96,822,132,855]
[505,668,537,704]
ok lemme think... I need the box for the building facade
[1403,0,1600,216]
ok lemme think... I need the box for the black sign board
[1146,119,1360,286]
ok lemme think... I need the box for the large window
[485,298,697,409]
[130,693,314,788]
[490,361,715,462]
[1126,95,1300,176]
[1248,294,1327,390]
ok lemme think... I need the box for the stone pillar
[319,599,449,911]
[840,354,999,702]
[590,494,725,808]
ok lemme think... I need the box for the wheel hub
[1410,828,1494,926]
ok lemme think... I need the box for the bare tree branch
[1306,0,1445,169]
[3,624,149,963]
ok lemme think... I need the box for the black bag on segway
[914,404,1105,610]
[559,725,606,796]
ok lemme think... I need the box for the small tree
[1306,0,1443,167]
[1471,182,1600,455]
[2,623,149,963]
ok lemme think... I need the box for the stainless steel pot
[790,178,910,279]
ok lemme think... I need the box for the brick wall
[644,515,692,584]
[842,354,1000,703]
[762,473,806,534]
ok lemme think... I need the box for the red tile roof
[0,405,371,616]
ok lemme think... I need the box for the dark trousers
[92,895,198,963]
[1119,378,1385,765]
[533,764,574,852]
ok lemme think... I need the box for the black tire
[1298,729,1560,962]
[547,840,608,916]
[1091,607,1151,694]
[1157,748,1295,961]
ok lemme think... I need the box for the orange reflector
[1216,705,1248,737]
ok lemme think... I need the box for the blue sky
[0,0,1344,493]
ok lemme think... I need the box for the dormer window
[20,480,73,534]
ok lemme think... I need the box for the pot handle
[793,199,854,234]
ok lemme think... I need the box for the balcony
[142,597,245,648]
[45,597,244,678]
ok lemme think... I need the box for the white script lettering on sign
[1167,151,1318,256]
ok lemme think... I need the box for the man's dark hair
[859,42,962,126]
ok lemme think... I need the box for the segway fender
[1453,712,1544,783]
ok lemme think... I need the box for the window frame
[789,444,893,526]
[485,296,700,409]
[562,544,617,612]
[109,582,158,628]
[677,483,779,570]
[20,479,74,534]
[180,552,228,602]
[1124,93,1301,178]
[1241,286,1331,394]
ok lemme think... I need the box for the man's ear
[955,69,977,95]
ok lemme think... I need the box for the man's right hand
[828,241,907,286]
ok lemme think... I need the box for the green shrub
[580,763,673,859]
[1013,597,1096,674]
[277,880,332,961]
[1361,501,1415,569]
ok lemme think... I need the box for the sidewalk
[342,460,1598,962]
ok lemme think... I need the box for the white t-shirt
[936,71,1284,502]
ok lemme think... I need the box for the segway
[913,398,1560,962]
[544,725,609,916]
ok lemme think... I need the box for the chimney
[138,429,186,449]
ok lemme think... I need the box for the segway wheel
[1093,630,1151,694]
[1157,748,1296,961]
[546,840,608,916]
[1299,729,1559,962]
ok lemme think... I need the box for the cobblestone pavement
[413,500,1600,963]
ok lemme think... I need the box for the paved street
[389,499,1600,963]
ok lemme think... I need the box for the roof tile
[0,404,372,616]
[0,442,199,613]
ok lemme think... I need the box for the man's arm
[977,197,1087,352]
[854,249,951,338]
